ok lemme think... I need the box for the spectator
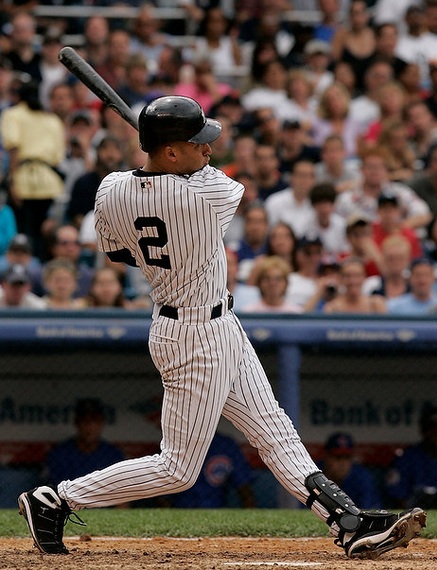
[277,120,320,179]
[404,100,437,170]
[47,82,75,124]
[304,182,349,257]
[85,267,135,310]
[363,235,412,299]
[116,52,154,109]
[34,224,93,298]
[317,432,382,509]
[349,58,394,136]
[303,254,341,312]
[253,143,289,201]
[395,5,437,90]
[222,133,257,179]
[247,221,298,286]
[242,256,302,314]
[174,54,233,115]
[341,214,383,277]
[372,192,423,260]
[129,3,170,75]
[313,0,343,44]
[377,118,416,183]
[0,233,41,288]
[245,37,282,90]
[303,39,334,102]
[0,188,16,255]
[234,202,269,283]
[314,134,360,193]
[409,143,437,216]
[0,79,66,260]
[253,107,283,147]
[4,12,41,82]
[386,405,437,510]
[94,29,130,92]
[41,258,86,310]
[312,82,364,158]
[277,69,318,137]
[397,61,424,105]
[332,60,358,99]
[286,234,324,308]
[44,398,125,487]
[363,81,407,147]
[241,58,288,113]
[190,7,243,83]
[0,264,45,309]
[335,147,432,231]
[83,16,110,69]
[38,29,68,113]
[163,432,255,508]
[66,135,125,229]
[264,160,316,237]
[331,0,376,92]
[323,257,387,314]
[225,247,260,313]
[387,257,437,314]
[373,23,407,79]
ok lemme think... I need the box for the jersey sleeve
[94,173,136,266]
[188,166,244,236]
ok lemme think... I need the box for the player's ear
[164,144,178,162]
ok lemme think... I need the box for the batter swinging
[18,96,426,559]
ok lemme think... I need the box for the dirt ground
[1,536,435,570]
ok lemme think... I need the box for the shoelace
[65,511,87,528]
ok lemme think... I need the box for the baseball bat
[58,46,139,131]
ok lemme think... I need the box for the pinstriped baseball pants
[58,310,329,523]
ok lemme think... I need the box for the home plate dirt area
[1,537,435,570]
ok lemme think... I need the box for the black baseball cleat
[18,486,85,554]
[337,507,427,559]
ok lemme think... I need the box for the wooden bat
[58,46,138,131]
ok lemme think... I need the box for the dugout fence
[0,311,435,508]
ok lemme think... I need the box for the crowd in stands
[3,1,437,315]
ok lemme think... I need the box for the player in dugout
[18,96,426,559]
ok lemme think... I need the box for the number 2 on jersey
[135,216,171,269]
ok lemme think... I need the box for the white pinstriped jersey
[95,165,244,307]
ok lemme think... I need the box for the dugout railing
[0,311,436,508]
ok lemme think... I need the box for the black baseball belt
[159,295,234,320]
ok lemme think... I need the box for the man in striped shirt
[18,96,426,559]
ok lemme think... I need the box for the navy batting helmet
[138,96,222,152]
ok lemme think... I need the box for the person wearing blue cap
[318,432,382,509]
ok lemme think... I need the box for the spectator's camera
[325,284,337,298]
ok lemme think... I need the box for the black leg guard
[305,472,362,533]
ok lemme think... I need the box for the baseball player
[18,96,426,559]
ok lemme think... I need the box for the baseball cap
[283,119,302,130]
[74,398,105,421]
[324,432,355,456]
[378,192,399,207]
[346,213,371,230]
[8,234,32,254]
[304,39,331,56]
[296,234,323,250]
[3,264,31,285]
[319,254,340,271]
[69,109,93,126]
